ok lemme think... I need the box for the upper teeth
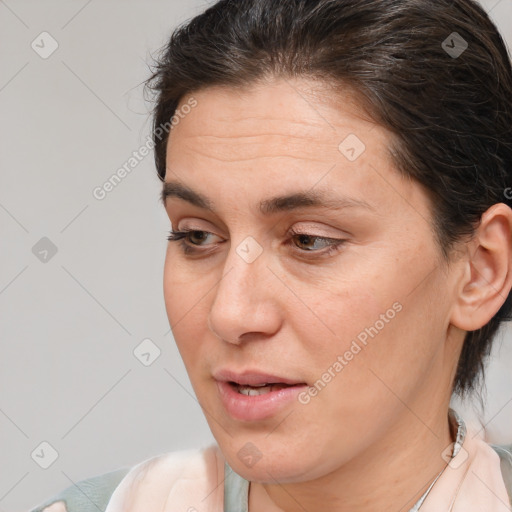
[238,385,273,396]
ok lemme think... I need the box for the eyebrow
[161,180,375,215]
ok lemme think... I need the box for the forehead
[162,78,426,223]
[166,78,389,163]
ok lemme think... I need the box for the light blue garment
[29,468,130,512]
[224,462,249,512]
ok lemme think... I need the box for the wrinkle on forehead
[168,78,392,169]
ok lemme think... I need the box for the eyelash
[166,227,346,258]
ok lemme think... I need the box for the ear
[450,203,512,331]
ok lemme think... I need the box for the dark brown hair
[145,0,512,396]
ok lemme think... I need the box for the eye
[167,229,216,245]
[167,229,222,255]
[287,227,346,257]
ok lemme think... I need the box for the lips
[213,369,308,421]
[213,369,306,388]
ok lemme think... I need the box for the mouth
[213,369,308,421]
[214,368,307,388]
[228,381,299,396]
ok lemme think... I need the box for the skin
[161,77,512,512]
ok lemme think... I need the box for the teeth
[238,385,273,396]
[236,383,291,396]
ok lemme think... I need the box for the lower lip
[216,381,308,422]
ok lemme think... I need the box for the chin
[215,435,320,484]
[227,455,309,483]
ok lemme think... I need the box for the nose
[207,243,282,345]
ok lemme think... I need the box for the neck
[249,401,454,512]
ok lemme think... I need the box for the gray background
[0,1,511,510]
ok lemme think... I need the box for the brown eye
[167,229,218,245]
[292,233,333,251]
[285,227,348,259]
[188,231,210,245]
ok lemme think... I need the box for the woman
[31,0,512,510]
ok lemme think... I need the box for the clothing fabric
[29,468,130,512]
[30,410,512,512]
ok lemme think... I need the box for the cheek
[294,241,447,394]
[290,267,397,357]
[163,250,205,325]
[306,264,450,419]
[163,256,211,362]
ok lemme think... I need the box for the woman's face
[162,78,462,482]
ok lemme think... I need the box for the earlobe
[450,203,512,332]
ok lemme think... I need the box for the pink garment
[421,427,510,511]
[105,430,511,511]
[105,446,224,512]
